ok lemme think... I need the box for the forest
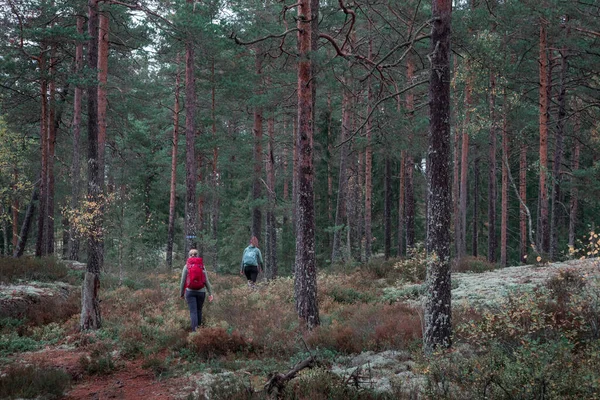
[1,0,600,398]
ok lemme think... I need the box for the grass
[0,365,71,399]
[1,254,600,399]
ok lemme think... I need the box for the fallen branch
[264,356,316,395]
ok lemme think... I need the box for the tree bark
[424,0,452,351]
[294,0,320,328]
[81,0,102,331]
[252,53,263,243]
[98,12,109,187]
[184,0,198,254]
[68,16,85,261]
[488,72,497,263]
[538,19,550,254]
[166,55,181,269]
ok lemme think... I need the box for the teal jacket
[240,245,264,272]
[180,264,213,297]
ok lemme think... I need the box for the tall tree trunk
[520,142,528,262]
[98,12,108,183]
[68,17,84,261]
[35,49,48,258]
[538,19,550,254]
[405,156,415,250]
[501,90,509,267]
[384,157,392,260]
[488,73,497,263]
[14,185,38,258]
[184,0,197,254]
[211,58,220,269]
[295,0,319,328]
[550,49,567,260]
[45,47,57,255]
[458,65,472,260]
[397,151,405,257]
[365,80,373,261]
[332,84,351,263]
[568,114,580,249]
[266,114,278,279]
[12,169,19,251]
[166,55,181,269]
[81,0,102,331]
[452,62,460,257]
[252,53,263,243]
[327,93,334,248]
[425,0,452,351]
[472,149,479,257]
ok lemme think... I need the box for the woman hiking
[180,249,214,331]
[240,236,264,288]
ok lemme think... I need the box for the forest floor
[2,257,599,399]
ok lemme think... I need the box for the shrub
[0,256,69,283]
[452,256,497,274]
[187,327,251,359]
[0,365,71,399]
[0,332,41,356]
[307,303,421,354]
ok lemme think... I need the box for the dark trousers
[244,265,259,282]
[185,290,206,331]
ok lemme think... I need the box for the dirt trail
[17,348,189,399]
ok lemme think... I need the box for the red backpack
[186,257,206,290]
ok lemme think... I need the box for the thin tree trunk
[81,0,102,331]
[266,114,278,279]
[365,80,373,261]
[12,169,19,251]
[166,55,181,269]
[252,53,263,243]
[501,90,509,267]
[384,157,392,260]
[488,73,497,263]
[550,49,567,260]
[539,19,550,254]
[520,142,528,262]
[458,65,472,260]
[184,0,198,254]
[35,49,48,258]
[472,148,479,257]
[397,151,405,257]
[96,11,109,268]
[211,57,220,269]
[68,17,84,261]
[405,156,415,250]
[327,93,333,247]
[332,85,351,263]
[568,115,580,249]
[425,0,452,351]
[45,47,57,255]
[452,62,460,257]
[295,0,319,328]
[14,185,38,258]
